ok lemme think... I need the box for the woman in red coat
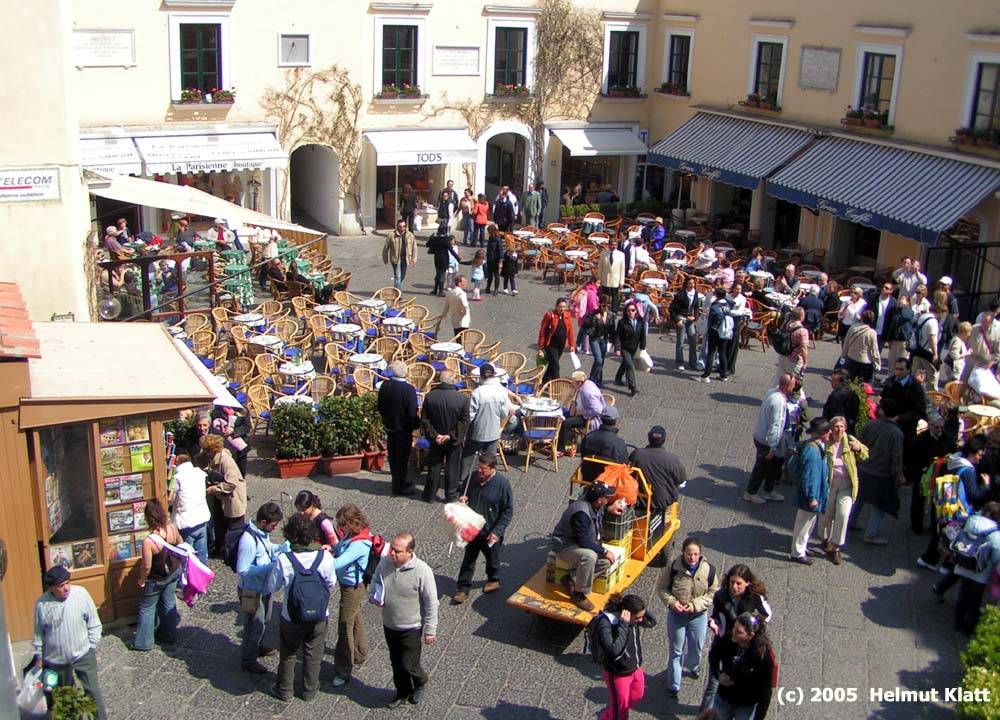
[538,297,576,384]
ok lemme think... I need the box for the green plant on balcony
[209,87,236,103]
[658,81,688,96]
[744,92,761,107]
[862,106,885,128]
[378,84,401,98]
[843,106,864,126]
[179,87,203,103]
[973,127,1000,148]
[606,85,643,98]
[400,83,422,97]
[495,83,530,97]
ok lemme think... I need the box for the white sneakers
[743,492,767,504]
[760,491,784,501]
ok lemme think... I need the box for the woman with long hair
[130,499,184,651]
[582,294,616,387]
[700,565,772,710]
[707,612,777,719]
[330,504,374,686]
[294,490,338,550]
[592,593,656,720]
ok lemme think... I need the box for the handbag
[636,349,654,372]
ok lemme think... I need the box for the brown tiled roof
[0,283,40,359]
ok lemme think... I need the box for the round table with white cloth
[513,230,535,238]
[274,394,314,407]
[549,227,571,234]
[330,323,363,338]
[382,316,415,331]
[232,312,266,329]
[969,368,1000,402]
[357,298,388,315]
[430,342,464,360]
[968,403,1000,418]
[628,230,642,240]
[565,250,589,259]
[350,353,388,371]
[589,237,609,246]
[315,304,344,316]
[642,278,670,290]
[470,366,509,385]
[520,396,563,417]
[749,270,774,281]
[675,230,697,242]
[279,360,317,381]
[247,334,284,351]
[529,237,553,247]
[800,269,823,280]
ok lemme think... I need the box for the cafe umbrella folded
[0,288,218,642]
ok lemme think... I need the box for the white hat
[939,276,953,286]
[213,217,226,225]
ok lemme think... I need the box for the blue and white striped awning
[768,136,1000,245]
[647,112,815,190]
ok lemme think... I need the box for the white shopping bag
[17,667,47,716]
[636,349,654,372]
[569,352,582,370]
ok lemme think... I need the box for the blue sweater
[331,534,373,587]
[793,441,830,514]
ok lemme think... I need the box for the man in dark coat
[579,407,629,482]
[855,397,905,545]
[614,301,647,397]
[629,425,687,512]
[823,369,860,435]
[377,361,421,495]
[420,370,470,502]
[492,189,515,232]
[868,281,898,349]
[452,453,513,604]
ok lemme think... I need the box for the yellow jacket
[825,434,869,500]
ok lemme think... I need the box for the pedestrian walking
[421,369,470,503]
[472,194,490,247]
[492,187,515,232]
[629,425,688,514]
[462,363,517,477]
[435,276,470,336]
[294,489,338,549]
[485,226,503,295]
[538,297,576,384]
[523,182,542,228]
[951,502,1000,634]
[582,295,615,387]
[330,504,374,686]
[774,307,809,385]
[854,397,906,545]
[235,502,284,674]
[453,453,513,603]
[382,219,417,290]
[700,288,733,383]
[670,276,702,371]
[470,250,486,301]
[706,613,776,719]
[598,238,626,313]
[817,417,868,566]
[130,499,183,651]
[399,184,416,232]
[459,189,474,245]
[614,300,646,397]
[369,533,439,707]
[592,593,656,720]
[264,514,337,702]
[658,537,719,699]
[840,310,880,383]
[32,566,107,719]
[743,374,794,504]
[426,221,453,296]
[500,240,519,295]
[377,361,421,496]
[788,418,832,565]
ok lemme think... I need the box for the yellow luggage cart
[506,458,681,625]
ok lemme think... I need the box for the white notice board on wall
[798,46,841,92]
[73,29,136,67]
[432,46,480,76]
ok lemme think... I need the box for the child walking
[470,250,486,301]
[445,236,461,288]
[501,242,520,295]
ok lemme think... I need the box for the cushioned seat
[523,429,556,440]
[469,357,489,368]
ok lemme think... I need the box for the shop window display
[41,424,100,570]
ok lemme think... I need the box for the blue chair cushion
[431,361,446,371]
[469,357,489,368]
[342,376,355,385]
[199,357,215,369]
[524,429,556,440]
[260,411,270,419]
[284,348,301,359]
[416,354,429,362]
[514,383,534,395]
[365,328,378,337]
[235,392,248,404]
[384,308,403,318]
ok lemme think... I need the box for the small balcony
[840,107,894,136]
[654,82,690,99]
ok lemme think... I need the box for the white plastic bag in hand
[569,352,582,370]
[442,502,486,548]
[636,349,654,372]
[17,667,47,716]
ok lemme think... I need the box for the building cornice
[603,12,653,22]
[663,14,699,23]
[966,32,1000,44]
[854,24,911,38]
[369,2,433,14]
[483,5,541,16]
[749,19,794,30]
[162,0,235,8]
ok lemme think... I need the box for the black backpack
[286,552,331,624]
[583,613,612,666]
[768,324,794,356]
[224,523,259,572]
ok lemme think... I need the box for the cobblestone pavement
[83,234,965,719]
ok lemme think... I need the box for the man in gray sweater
[743,373,793,504]
[369,533,439,708]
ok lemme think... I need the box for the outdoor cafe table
[294,258,312,273]
[800,269,823,280]
[470,365,509,385]
[356,298,388,315]
[429,341,464,361]
[330,323,364,350]
[232,312,266,330]
[513,230,535,239]
[642,278,670,291]
[675,230,696,242]
[765,292,796,308]
[274,394,313,407]
[315,304,345,318]
[307,273,326,291]
[549,227,571,234]
[279,247,300,262]
[628,230,642,240]
[224,263,251,277]
[853,282,877,293]
[279,359,317,382]
[749,270,774,283]
[720,228,742,239]
[382,316,414,332]
[193,240,215,252]
[520,396,563,417]
[663,258,688,269]
[564,250,589,260]
[247,334,284,353]
[529,237,552,247]
[167,325,187,340]
[589,237,609,246]
[222,277,254,307]
[350,353,387,372]
[968,404,1000,419]
[221,248,244,263]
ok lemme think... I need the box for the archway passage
[484,133,527,200]
[290,144,340,234]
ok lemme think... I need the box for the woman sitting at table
[285,261,310,286]
[692,240,717,272]
[750,278,778,311]
[744,247,766,274]
[711,260,735,291]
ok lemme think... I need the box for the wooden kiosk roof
[20,322,216,428]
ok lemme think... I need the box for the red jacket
[538,310,575,349]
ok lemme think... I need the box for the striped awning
[647,112,815,189]
[767,136,1000,244]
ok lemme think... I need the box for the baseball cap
[939,276,953,286]
[213,217,226,225]
[480,363,496,379]
[585,482,617,502]
[601,406,620,422]
[648,425,667,443]
[44,565,70,587]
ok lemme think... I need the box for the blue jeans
[589,338,606,386]
[240,592,273,662]
[132,570,181,650]
[667,609,708,692]
[866,508,887,538]
[180,522,208,565]
[675,320,697,366]
[712,695,758,720]
[473,224,486,247]
[461,214,474,244]
[390,260,408,290]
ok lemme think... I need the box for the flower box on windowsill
[654,87,690,99]
[739,99,781,114]
[485,92,533,103]
[950,134,1000,159]
[840,119,895,136]
[602,89,648,101]
[373,93,428,105]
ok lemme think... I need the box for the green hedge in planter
[317,394,384,457]
[53,684,98,720]
[273,401,320,459]
[959,605,1000,718]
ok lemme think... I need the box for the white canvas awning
[133,132,288,174]
[551,127,648,157]
[173,338,242,409]
[80,137,143,175]
[86,171,323,235]
[364,128,477,166]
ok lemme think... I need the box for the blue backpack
[951,526,999,573]
[285,552,330,624]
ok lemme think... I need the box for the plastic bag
[442,502,486,548]
[595,463,640,506]
[17,667,47,716]
[636,349,653,372]
[181,551,216,608]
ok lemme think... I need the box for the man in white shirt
[461,363,518,477]
[692,240,717,271]
[911,306,940,390]
[436,275,471,336]
[892,256,925,300]
[726,283,751,375]
[598,238,626,312]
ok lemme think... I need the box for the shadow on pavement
[481,700,566,720]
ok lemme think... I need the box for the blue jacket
[949,454,990,508]
[793,441,830,514]
[706,299,731,333]
[236,522,286,594]
[331,532,374,587]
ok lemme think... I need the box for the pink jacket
[572,284,600,326]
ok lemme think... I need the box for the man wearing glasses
[614,301,647,397]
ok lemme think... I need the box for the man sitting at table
[211,217,236,249]
[557,371,606,457]
[285,261,310,286]
[691,240,717,272]
[649,217,667,252]
[799,286,825,334]
[781,264,801,293]
[632,238,656,274]
[579,407,629,483]
[173,218,196,251]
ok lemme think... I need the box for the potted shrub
[745,92,760,107]
[862,107,883,128]
[179,87,202,104]
[356,394,388,470]
[272,401,321,478]
[317,395,367,475]
[209,87,236,104]
[400,83,422,97]
[954,127,974,145]
[759,93,779,111]
[559,204,574,219]
[975,128,998,147]
[843,107,864,127]
[378,84,400,99]
[52,685,98,720]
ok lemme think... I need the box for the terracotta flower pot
[863,117,882,128]
[844,116,862,127]
[379,92,399,99]
[275,456,320,479]
[321,454,364,476]
[362,449,388,471]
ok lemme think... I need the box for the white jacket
[171,461,211,530]
[598,250,625,288]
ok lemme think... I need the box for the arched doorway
[289,144,340,233]
[476,121,534,199]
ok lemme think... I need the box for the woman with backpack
[330,504,376,687]
[817,416,868,566]
[700,565,773,711]
[591,593,656,720]
[707,612,777,719]
[130,499,184,651]
[700,288,733,384]
[294,490,338,550]
[951,501,1000,634]
[658,537,720,699]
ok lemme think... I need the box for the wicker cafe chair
[512,365,545,396]
[494,351,527,378]
[540,378,576,413]
[523,414,562,472]
[406,362,437,393]
[184,312,211,335]
[246,383,279,436]
[229,356,257,389]
[453,328,487,356]
[372,286,402,306]
[369,336,402,365]
[310,373,338,401]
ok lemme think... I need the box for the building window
[608,30,640,89]
[494,27,527,90]
[754,41,783,102]
[860,52,895,116]
[971,62,1000,130]
[667,34,690,92]
[382,25,417,88]
[180,24,222,93]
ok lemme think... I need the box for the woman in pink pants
[591,593,656,720]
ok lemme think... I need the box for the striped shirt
[33,587,103,665]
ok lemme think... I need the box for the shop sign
[678,162,722,181]
[816,199,873,225]
[0,168,61,203]
[432,46,480,76]
[168,160,269,173]
[73,29,136,68]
